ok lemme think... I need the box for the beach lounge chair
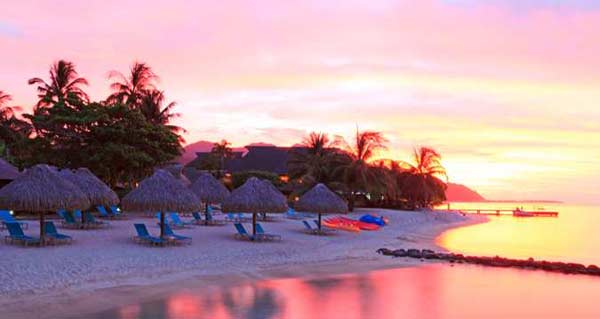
[303,220,334,235]
[192,212,203,224]
[57,210,82,229]
[44,221,72,244]
[226,213,237,222]
[84,211,109,228]
[97,205,112,218]
[133,224,166,246]
[192,212,225,226]
[4,222,40,246]
[163,224,191,244]
[0,210,28,230]
[233,223,254,241]
[110,205,124,218]
[256,223,281,241]
[169,213,194,228]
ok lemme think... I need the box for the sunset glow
[2,0,599,203]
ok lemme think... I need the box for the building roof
[186,145,308,175]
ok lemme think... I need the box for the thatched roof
[261,179,286,202]
[58,168,120,206]
[222,177,287,214]
[295,183,348,214]
[0,158,20,180]
[189,172,230,203]
[121,169,200,213]
[0,164,90,212]
[163,163,191,186]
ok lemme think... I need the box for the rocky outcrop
[377,248,600,276]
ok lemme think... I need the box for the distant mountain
[446,183,486,202]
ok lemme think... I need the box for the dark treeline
[0,60,183,188]
[199,131,448,210]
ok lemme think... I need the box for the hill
[446,183,486,202]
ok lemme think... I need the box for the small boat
[323,218,361,232]
[337,217,380,231]
[513,209,535,217]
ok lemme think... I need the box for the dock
[445,208,558,217]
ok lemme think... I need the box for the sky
[1,0,599,203]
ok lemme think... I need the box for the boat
[323,218,361,232]
[337,217,380,231]
[513,209,535,217]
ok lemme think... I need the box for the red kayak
[333,217,380,231]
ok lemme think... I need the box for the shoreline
[0,209,487,319]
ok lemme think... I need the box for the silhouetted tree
[27,60,89,108]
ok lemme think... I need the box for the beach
[0,209,484,319]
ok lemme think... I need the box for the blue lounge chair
[256,223,281,241]
[84,211,109,228]
[169,213,193,228]
[4,222,40,246]
[110,205,123,218]
[96,205,117,219]
[192,212,203,224]
[163,224,191,244]
[233,223,254,241]
[303,220,334,235]
[0,210,28,230]
[133,224,166,246]
[44,221,72,244]
[57,210,82,229]
[226,213,237,222]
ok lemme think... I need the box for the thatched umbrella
[222,177,287,235]
[164,163,191,186]
[0,158,20,181]
[59,168,119,223]
[295,183,348,230]
[259,179,286,221]
[0,164,90,245]
[122,169,200,238]
[189,172,230,223]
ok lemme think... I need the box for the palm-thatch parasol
[0,164,90,245]
[189,172,230,223]
[164,163,191,186]
[122,169,200,238]
[259,179,286,221]
[222,177,287,235]
[59,168,120,223]
[0,158,20,181]
[295,183,348,230]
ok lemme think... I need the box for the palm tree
[400,147,448,208]
[0,91,31,159]
[107,62,157,108]
[211,140,233,178]
[138,89,183,132]
[28,60,89,108]
[288,132,343,190]
[335,128,388,211]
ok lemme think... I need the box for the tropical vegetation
[1,60,183,188]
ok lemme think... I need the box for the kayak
[337,217,380,231]
[359,214,389,226]
[323,218,361,232]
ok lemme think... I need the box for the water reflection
[92,264,600,319]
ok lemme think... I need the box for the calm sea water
[91,202,600,319]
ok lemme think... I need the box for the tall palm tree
[27,60,89,108]
[399,147,448,208]
[289,132,343,190]
[107,62,157,108]
[138,89,183,132]
[211,140,233,178]
[335,128,388,211]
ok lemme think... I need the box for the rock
[392,249,408,257]
[407,249,422,258]
[376,248,394,256]
[421,250,438,259]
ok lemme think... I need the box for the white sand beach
[0,209,486,319]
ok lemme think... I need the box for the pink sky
[1,0,599,203]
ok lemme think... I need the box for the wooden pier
[445,208,558,217]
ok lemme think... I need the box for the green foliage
[20,100,182,186]
[231,170,282,189]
